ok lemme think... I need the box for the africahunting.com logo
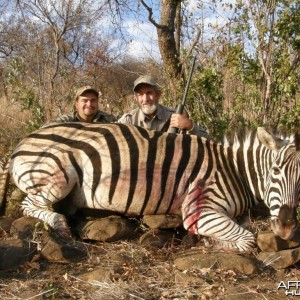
[278,281,300,296]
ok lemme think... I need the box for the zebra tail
[0,157,11,216]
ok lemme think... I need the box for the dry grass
[0,217,291,300]
[0,180,294,300]
[0,240,244,299]
[0,239,213,299]
[0,97,31,155]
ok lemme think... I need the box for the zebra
[6,122,300,252]
[262,130,300,240]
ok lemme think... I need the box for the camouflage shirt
[118,104,208,137]
[55,111,116,123]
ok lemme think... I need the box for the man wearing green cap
[55,86,116,123]
[118,75,208,137]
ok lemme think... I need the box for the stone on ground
[142,214,182,229]
[76,215,137,242]
[257,229,300,252]
[41,236,87,262]
[173,249,259,275]
[0,238,37,269]
[256,246,300,269]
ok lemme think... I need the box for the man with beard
[118,75,207,136]
[55,86,116,123]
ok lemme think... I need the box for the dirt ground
[0,188,297,299]
[0,231,297,300]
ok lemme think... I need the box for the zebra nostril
[270,204,280,211]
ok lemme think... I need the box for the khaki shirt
[118,104,208,137]
[55,111,116,123]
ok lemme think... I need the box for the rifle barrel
[180,56,196,111]
[168,56,197,134]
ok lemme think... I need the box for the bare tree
[138,0,201,102]
[14,0,107,117]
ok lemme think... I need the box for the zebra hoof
[56,227,73,240]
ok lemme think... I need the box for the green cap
[133,75,158,91]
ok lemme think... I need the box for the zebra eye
[272,167,280,175]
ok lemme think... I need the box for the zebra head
[258,128,300,240]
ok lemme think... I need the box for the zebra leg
[181,186,256,252]
[21,194,72,239]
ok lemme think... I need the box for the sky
[121,0,235,60]
[1,0,236,61]
[125,20,160,60]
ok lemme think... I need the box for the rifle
[168,55,197,134]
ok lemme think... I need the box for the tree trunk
[157,0,182,101]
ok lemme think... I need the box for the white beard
[141,104,157,115]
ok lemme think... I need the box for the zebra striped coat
[9,123,300,251]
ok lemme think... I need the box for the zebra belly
[10,153,189,216]
[78,167,188,215]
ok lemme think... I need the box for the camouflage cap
[75,86,99,99]
[133,75,158,91]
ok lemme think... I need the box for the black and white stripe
[263,131,300,240]
[8,123,299,251]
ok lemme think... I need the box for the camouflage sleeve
[54,114,75,123]
[102,114,117,123]
[40,114,75,128]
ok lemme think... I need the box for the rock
[41,236,87,263]
[142,214,182,229]
[78,267,113,282]
[76,216,137,242]
[139,229,180,248]
[257,229,300,252]
[0,238,37,269]
[0,216,15,233]
[10,216,43,239]
[173,250,259,275]
[256,247,300,269]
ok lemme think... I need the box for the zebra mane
[221,126,298,148]
[221,128,257,147]
[276,128,300,149]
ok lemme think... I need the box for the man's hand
[170,113,193,131]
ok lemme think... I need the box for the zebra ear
[257,127,285,151]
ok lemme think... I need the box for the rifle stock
[168,56,196,134]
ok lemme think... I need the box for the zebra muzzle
[271,205,298,240]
